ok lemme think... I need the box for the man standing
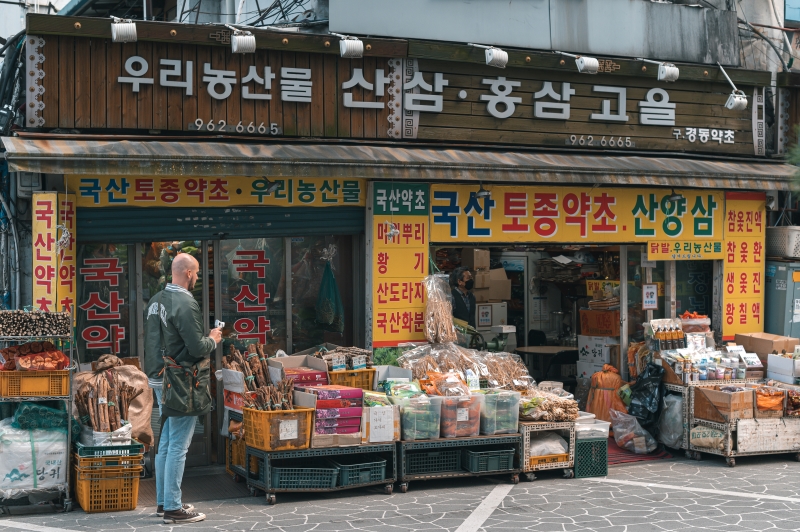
[144,253,221,524]
[450,266,476,328]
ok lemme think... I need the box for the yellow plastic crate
[328,368,376,391]
[243,407,313,452]
[529,453,569,467]
[226,437,258,477]
[0,370,70,397]
[74,465,142,513]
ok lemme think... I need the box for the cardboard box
[292,343,341,357]
[745,370,765,380]
[767,353,800,377]
[295,390,363,448]
[373,365,412,392]
[474,271,491,289]
[268,355,330,384]
[577,361,605,379]
[767,371,796,385]
[488,268,508,281]
[462,248,490,270]
[579,309,621,337]
[693,386,754,422]
[473,288,491,302]
[488,279,511,301]
[361,405,401,444]
[735,333,799,366]
[577,336,618,364]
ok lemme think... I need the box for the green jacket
[144,284,216,415]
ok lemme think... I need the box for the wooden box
[693,386,754,423]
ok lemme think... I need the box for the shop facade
[5,14,796,466]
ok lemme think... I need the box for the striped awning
[2,137,796,190]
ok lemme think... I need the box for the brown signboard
[26,34,762,156]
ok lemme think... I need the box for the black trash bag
[626,363,664,429]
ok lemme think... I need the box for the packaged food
[363,391,392,407]
[786,390,800,417]
[386,381,425,401]
[14,350,69,371]
[440,395,481,438]
[422,275,458,343]
[427,370,470,396]
[475,389,520,435]
[399,396,443,441]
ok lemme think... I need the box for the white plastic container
[576,411,596,424]
[575,420,610,440]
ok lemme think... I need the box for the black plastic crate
[462,448,515,473]
[575,438,607,478]
[327,454,387,486]
[405,449,461,475]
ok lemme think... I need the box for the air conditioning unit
[15,172,43,198]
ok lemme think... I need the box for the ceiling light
[469,44,508,68]
[717,62,748,111]
[476,183,491,199]
[331,33,364,58]
[257,178,281,195]
[555,51,599,74]
[667,188,683,203]
[637,58,679,82]
[110,17,137,43]
[226,25,256,54]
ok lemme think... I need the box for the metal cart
[520,421,575,481]
[0,335,75,513]
[396,434,522,492]
[245,443,397,504]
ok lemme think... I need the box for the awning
[2,137,796,190]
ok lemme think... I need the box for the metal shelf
[519,421,575,479]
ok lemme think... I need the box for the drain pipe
[0,186,19,309]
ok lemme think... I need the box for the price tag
[279,419,298,440]
[457,408,469,422]
[332,355,346,371]
[369,406,393,442]
[97,397,108,404]
[352,355,367,370]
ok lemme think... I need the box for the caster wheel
[232,473,243,483]
[523,473,536,482]
[267,494,276,505]
[385,484,394,495]
[511,474,519,485]
[399,483,408,493]
[692,452,702,461]
[63,500,73,512]
[726,458,735,467]
[794,453,800,462]
[563,469,575,479]
[249,487,257,497]
[685,450,693,460]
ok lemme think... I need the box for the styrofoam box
[578,336,617,364]
[767,370,795,385]
[767,354,800,377]
[575,420,611,440]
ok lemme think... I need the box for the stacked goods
[74,374,143,437]
[474,389,520,435]
[424,371,480,438]
[483,353,534,391]
[520,389,580,422]
[222,345,271,392]
[680,311,711,333]
[314,346,373,370]
[384,381,442,441]
[299,385,364,435]
[422,275,458,344]
[1,341,68,371]
[752,385,785,417]
[284,367,329,386]
[72,443,144,513]
[0,310,71,337]
[243,379,294,411]
[242,380,313,452]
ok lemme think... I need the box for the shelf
[0,336,73,340]
[0,395,70,402]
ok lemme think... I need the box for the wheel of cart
[266,494,277,505]
[384,484,393,495]
[563,469,574,479]
[726,457,735,467]
[511,473,519,484]
[399,482,409,493]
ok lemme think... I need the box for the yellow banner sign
[430,185,723,243]
[72,176,366,208]
[647,241,725,261]
[57,194,77,318]
[32,192,58,312]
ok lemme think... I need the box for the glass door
[624,245,666,380]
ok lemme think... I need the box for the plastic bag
[12,403,70,430]
[0,419,68,498]
[431,343,489,381]
[681,318,711,333]
[519,389,579,422]
[573,377,591,410]
[586,364,628,423]
[80,423,133,447]
[386,381,425,401]
[427,371,470,396]
[755,387,785,411]
[316,260,345,333]
[656,394,683,449]
[527,432,568,457]
[397,344,439,381]
[627,363,664,428]
[423,275,457,343]
[440,395,481,438]
[483,352,535,391]
[609,409,657,454]
[787,390,800,417]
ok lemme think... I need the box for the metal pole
[284,237,292,354]
[619,245,628,380]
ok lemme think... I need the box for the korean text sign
[722,192,765,340]
[32,192,58,312]
[371,183,429,347]
[430,185,723,243]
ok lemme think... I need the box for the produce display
[440,395,480,438]
[422,275,458,343]
[787,390,800,417]
[222,345,271,392]
[754,386,784,412]
[313,346,373,370]
[399,396,442,441]
[519,389,580,422]
[243,379,295,411]
[1,341,68,371]
[475,389,520,435]
[74,374,143,433]
[0,310,71,337]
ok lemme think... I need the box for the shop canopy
[2,137,795,190]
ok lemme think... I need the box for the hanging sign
[647,240,725,260]
[32,192,58,312]
[642,284,659,310]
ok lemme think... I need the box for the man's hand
[209,328,223,345]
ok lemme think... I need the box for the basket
[575,438,608,478]
[73,465,142,513]
[72,452,143,470]
[0,370,69,397]
[766,226,800,258]
[328,368,376,391]
[243,407,313,452]
[226,437,258,477]
[327,455,387,486]
[529,453,569,467]
[270,465,339,489]
[462,449,515,473]
[74,440,145,458]
[404,449,461,475]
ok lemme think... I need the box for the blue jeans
[153,385,197,511]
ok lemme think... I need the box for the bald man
[144,252,221,524]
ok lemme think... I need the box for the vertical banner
[32,192,58,312]
[722,192,765,340]
[57,194,76,317]
[371,183,429,347]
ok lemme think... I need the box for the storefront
[5,14,797,467]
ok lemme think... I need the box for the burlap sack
[72,355,154,447]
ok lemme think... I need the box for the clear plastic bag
[656,394,683,448]
[609,409,657,454]
[527,431,568,457]
[483,352,535,391]
[396,344,439,381]
[423,275,457,343]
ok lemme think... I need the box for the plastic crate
[462,449,515,473]
[440,396,481,438]
[328,368,376,391]
[0,370,69,397]
[404,449,461,475]
[72,452,143,470]
[243,407,313,452]
[227,437,258,477]
[529,453,569,467]
[574,438,608,478]
[766,226,800,258]
[270,465,339,490]
[327,455,387,486]
[74,440,145,458]
[73,465,142,513]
